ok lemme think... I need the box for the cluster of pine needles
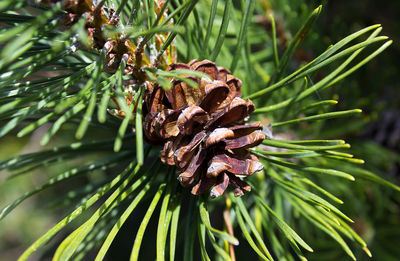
[0,0,399,260]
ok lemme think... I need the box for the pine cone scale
[228,173,251,196]
[199,81,230,113]
[190,60,219,80]
[191,175,216,195]
[210,173,230,198]
[155,109,181,139]
[228,121,263,137]
[204,98,253,129]
[207,155,231,177]
[167,84,187,109]
[224,131,265,150]
[178,149,206,186]
[205,128,235,148]
[177,106,209,135]
[174,131,206,168]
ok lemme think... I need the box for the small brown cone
[143,60,265,198]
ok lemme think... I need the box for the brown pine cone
[144,59,265,198]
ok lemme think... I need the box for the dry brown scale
[144,59,265,198]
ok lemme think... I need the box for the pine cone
[144,60,265,198]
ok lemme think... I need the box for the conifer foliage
[0,0,398,260]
